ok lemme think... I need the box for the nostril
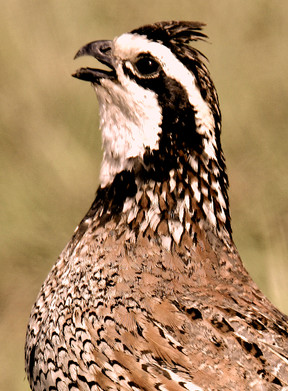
[100,45,112,55]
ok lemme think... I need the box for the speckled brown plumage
[25,21,288,391]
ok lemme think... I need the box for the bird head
[73,22,231,242]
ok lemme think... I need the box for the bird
[25,21,288,391]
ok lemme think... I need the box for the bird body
[25,21,288,390]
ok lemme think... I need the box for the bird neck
[94,145,232,250]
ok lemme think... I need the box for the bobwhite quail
[25,21,288,391]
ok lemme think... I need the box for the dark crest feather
[130,21,207,45]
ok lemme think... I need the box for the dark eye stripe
[122,60,203,160]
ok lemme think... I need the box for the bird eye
[134,56,160,77]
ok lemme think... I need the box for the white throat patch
[95,74,162,188]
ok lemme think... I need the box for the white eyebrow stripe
[114,33,215,140]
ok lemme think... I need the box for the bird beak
[72,40,116,83]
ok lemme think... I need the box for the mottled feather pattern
[25,21,288,391]
[26,202,288,390]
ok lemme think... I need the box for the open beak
[72,40,116,83]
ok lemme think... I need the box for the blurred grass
[1,1,287,390]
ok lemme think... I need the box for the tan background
[1,1,288,390]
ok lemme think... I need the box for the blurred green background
[1,1,287,390]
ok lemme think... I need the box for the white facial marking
[96,78,162,187]
[115,33,215,136]
[94,32,216,187]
